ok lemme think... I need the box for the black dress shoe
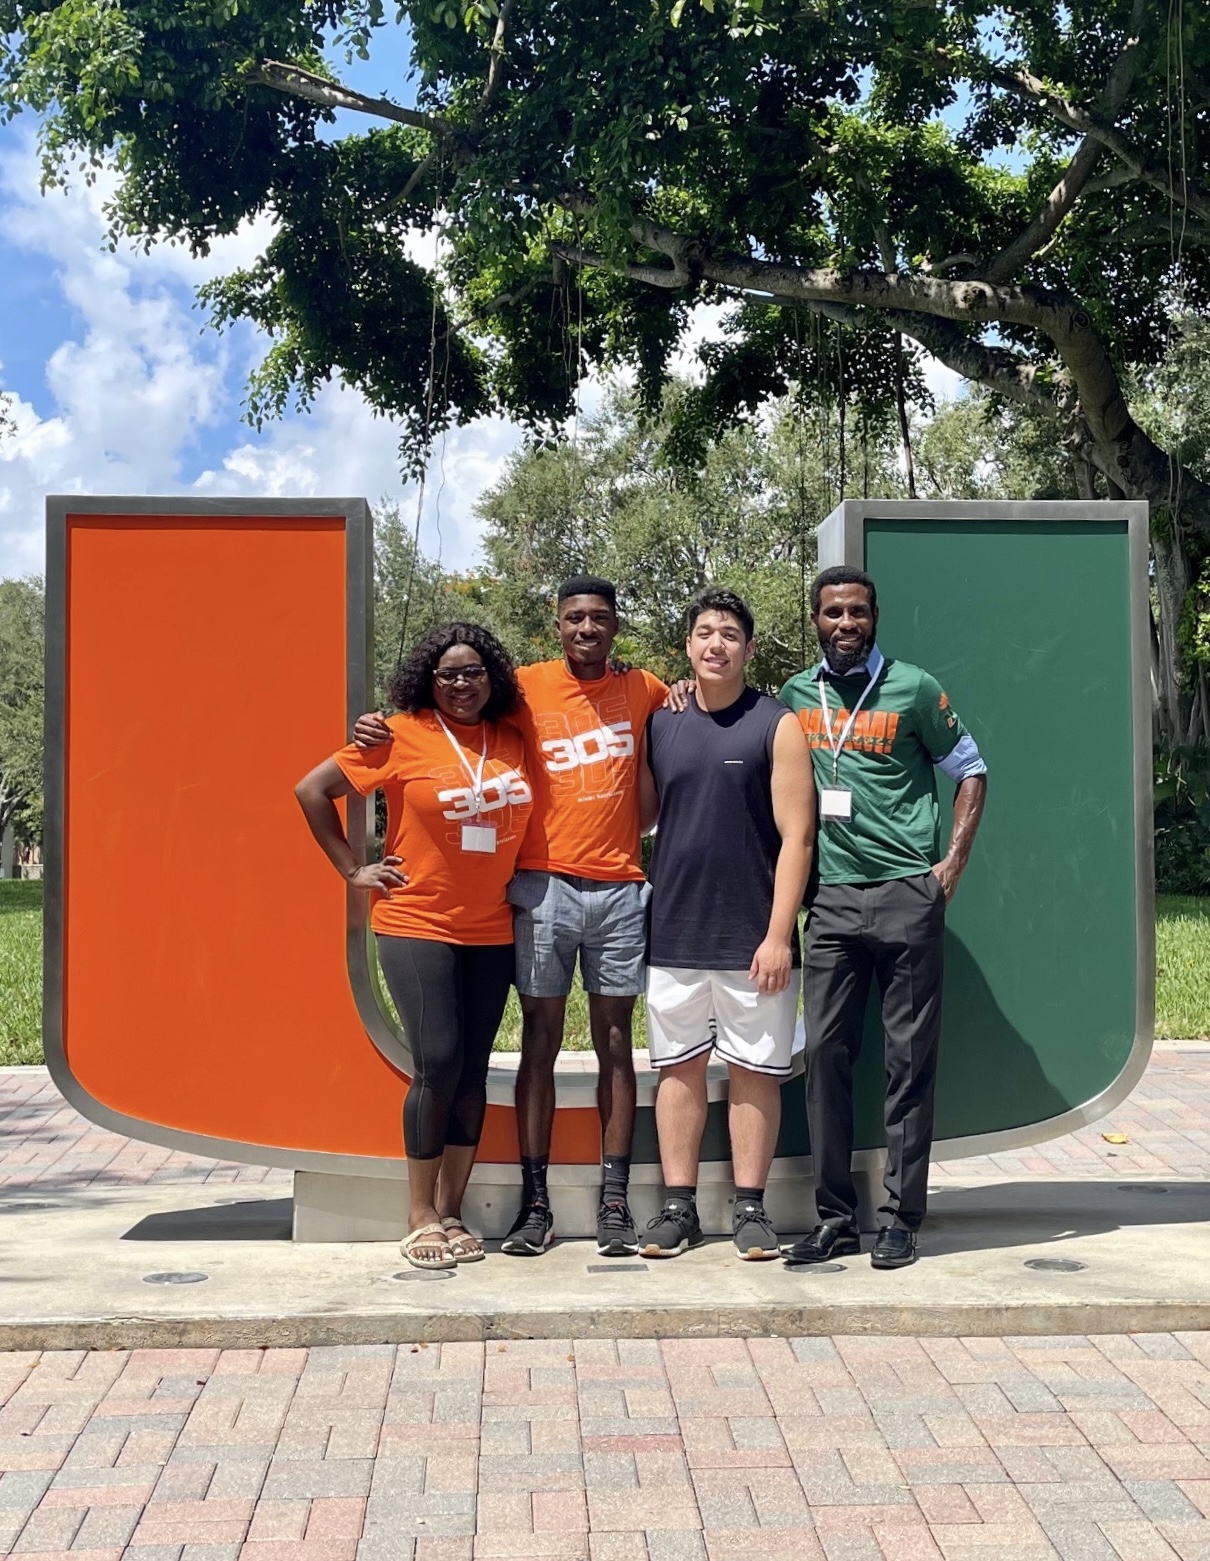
[783,1222,861,1264]
[870,1227,917,1268]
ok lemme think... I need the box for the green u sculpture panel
[635,498,1154,1175]
[818,498,1153,1159]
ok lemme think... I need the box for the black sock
[665,1185,696,1205]
[521,1155,549,1207]
[735,1186,765,1206]
[601,1153,630,1203]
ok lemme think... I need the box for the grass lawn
[0,880,43,1066]
[1155,895,1210,1040]
[492,984,607,1052]
[2,882,1207,1063]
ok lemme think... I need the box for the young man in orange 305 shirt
[356,577,667,1257]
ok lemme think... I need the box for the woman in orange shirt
[295,623,533,1269]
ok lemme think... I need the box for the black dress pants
[803,873,946,1231]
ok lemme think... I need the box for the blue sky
[0,23,530,580]
[0,23,964,582]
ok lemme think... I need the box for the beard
[825,632,873,675]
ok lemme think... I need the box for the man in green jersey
[780,565,988,1270]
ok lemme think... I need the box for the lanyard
[434,712,488,810]
[818,668,879,785]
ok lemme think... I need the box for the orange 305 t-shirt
[514,661,668,883]
[334,710,533,944]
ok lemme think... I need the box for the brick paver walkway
[4,1053,1210,1557]
[0,1072,288,1192]
[5,1334,1210,1559]
[2,1047,1209,1193]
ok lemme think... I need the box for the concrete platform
[2,1173,1208,1349]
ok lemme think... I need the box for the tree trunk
[1152,525,1190,750]
[893,335,916,499]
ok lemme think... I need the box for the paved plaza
[5,1046,1210,1195]
[1,1049,1210,1557]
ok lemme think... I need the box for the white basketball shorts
[645,966,800,1077]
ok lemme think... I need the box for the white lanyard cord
[434,712,488,811]
[818,669,879,785]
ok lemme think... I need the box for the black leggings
[376,936,514,1161]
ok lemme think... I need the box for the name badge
[820,788,853,822]
[461,824,498,854]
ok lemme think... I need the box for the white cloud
[197,398,523,570]
[669,302,731,382]
[921,355,966,404]
[0,125,977,586]
[0,132,523,579]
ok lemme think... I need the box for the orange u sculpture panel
[44,499,600,1237]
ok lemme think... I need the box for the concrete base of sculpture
[291,1160,886,1242]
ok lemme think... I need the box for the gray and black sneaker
[732,1199,779,1261]
[639,1197,704,1258]
[596,1199,639,1257]
[501,1201,554,1256]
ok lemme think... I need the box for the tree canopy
[3,0,1205,505]
[3,0,1208,734]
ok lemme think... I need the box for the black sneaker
[596,1199,639,1257]
[732,1199,779,1261]
[501,1202,554,1256]
[639,1197,703,1258]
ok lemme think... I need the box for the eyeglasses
[433,666,489,686]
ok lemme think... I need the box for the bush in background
[1155,745,1210,896]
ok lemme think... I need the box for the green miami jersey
[779,651,983,885]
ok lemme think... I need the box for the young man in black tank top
[638,588,816,1260]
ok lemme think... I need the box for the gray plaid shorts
[508,870,650,998]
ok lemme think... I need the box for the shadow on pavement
[121,1197,293,1242]
[922,1178,1210,1254]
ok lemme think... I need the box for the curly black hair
[388,621,523,722]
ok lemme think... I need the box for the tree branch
[769,296,1056,413]
[480,0,516,112]
[984,0,1147,281]
[920,253,981,275]
[985,59,1210,224]
[394,4,516,206]
[1084,166,1136,195]
[559,213,1210,525]
[984,136,1105,282]
[1115,220,1210,248]
[886,315,1057,414]
[247,59,463,142]
[553,243,690,288]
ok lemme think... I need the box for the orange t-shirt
[513,662,668,882]
[333,710,533,944]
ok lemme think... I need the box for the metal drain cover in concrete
[142,1271,209,1285]
[1024,1258,1087,1273]
[390,1270,454,1282]
[784,1262,846,1274]
[587,1263,648,1274]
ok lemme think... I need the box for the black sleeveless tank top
[646,686,798,970]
